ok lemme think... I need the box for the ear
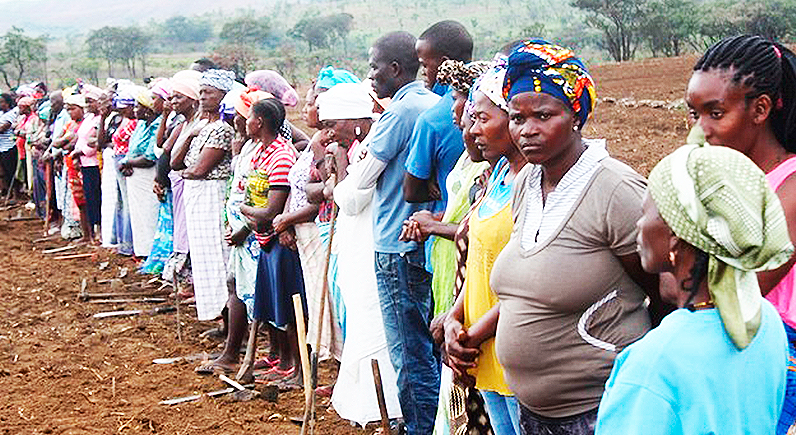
[750,94,774,126]
[389,60,402,79]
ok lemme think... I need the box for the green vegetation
[3,0,796,89]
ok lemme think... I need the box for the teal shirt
[122,115,161,164]
[596,301,787,435]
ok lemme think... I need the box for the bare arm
[181,146,226,180]
[240,189,290,231]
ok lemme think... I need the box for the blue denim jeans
[520,405,596,435]
[481,390,521,435]
[375,247,440,435]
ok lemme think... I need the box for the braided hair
[250,98,285,137]
[681,250,710,311]
[694,35,796,152]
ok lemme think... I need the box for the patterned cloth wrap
[436,60,491,96]
[648,144,794,349]
[502,39,597,128]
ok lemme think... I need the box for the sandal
[256,365,296,382]
[194,361,234,375]
[253,356,280,370]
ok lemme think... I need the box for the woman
[443,64,524,435]
[109,87,138,255]
[310,82,402,426]
[119,89,161,258]
[596,144,791,434]
[164,70,202,297]
[194,89,277,376]
[177,69,235,322]
[69,88,102,244]
[488,40,658,434]
[57,94,91,244]
[237,98,303,387]
[684,35,796,433]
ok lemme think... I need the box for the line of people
[4,22,796,435]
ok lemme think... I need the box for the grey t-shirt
[490,158,651,418]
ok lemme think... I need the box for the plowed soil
[0,54,696,434]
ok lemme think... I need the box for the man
[403,20,472,209]
[356,31,441,434]
[0,93,18,198]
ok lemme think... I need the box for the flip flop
[253,356,280,370]
[194,361,234,376]
[257,365,296,382]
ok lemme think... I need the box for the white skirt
[126,165,159,257]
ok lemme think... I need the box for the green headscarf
[648,144,793,349]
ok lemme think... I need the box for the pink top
[75,113,99,167]
[765,156,796,329]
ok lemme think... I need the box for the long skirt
[126,166,159,257]
[81,165,101,227]
[168,170,189,254]
[112,155,134,255]
[229,233,261,321]
[100,148,118,247]
[253,237,306,329]
[60,164,82,240]
[184,178,229,321]
[294,222,342,360]
[139,191,174,275]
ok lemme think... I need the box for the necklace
[690,300,715,311]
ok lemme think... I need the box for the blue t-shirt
[369,81,440,254]
[404,88,464,214]
[596,301,787,435]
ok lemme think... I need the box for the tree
[163,16,213,44]
[86,26,150,78]
[638,0,699,57]
[571,0,645,61]
[86,26,123,77]
[289,13,354,52]
[210,44,258,79]
[220,16,271,48]
[0,27,47,88]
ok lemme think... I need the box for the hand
[443,316,480,382]
[272,214,289,234]
[430,313,447,346]
[427,179,442,201]
[225,227,249,246]
[323,173,336,200]
[153,181,166,202]
[408,210,439,241]
[278,230,297,250]
[398,219,419,242]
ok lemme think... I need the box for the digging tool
[371,359,392,435]
[172,275,181,342]
[293,293,311,400]
[43,245,78,254]
[92,306,176,319]
[152,352,222,365]
[3,156,20,207]
[88,298,168,304]
[54,253,95,260]
[300,350,319,435]
[159,383,255,405]
[79,291,170,302]
[219,374,247,391]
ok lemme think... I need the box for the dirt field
[0,54,697,434]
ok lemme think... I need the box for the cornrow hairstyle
[694,35,796,152]
[681,250,710,311]
[251,98,285,136]
[419,20,473,62]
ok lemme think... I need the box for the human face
[66,104,83,121]
[636,193,675,275]
[460,111,483,163]
[170,91,195,116]
[416,39,444,90]
[468,91,512,162]
[321,118,358,148]
[302,87,321,129]
[134,102,153,120]
[686,69,759,154]
[198,85,224,113]
[0,99,9,112]
[85,97,99,114]
[451,90,467,127]
[367,47,396,99]
[153,95,165,114]
[234,113,247,137]
[508,92,578,166]
[245,112,264,138]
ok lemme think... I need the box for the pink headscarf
[171,70,201,101]
[81,84,104,101]
[244,70,299,107]
[149,78,172,101]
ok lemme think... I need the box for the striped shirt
[251,135,296,246]
[0,107,18,153]
[520,139,610,251]
[112,117,137,156]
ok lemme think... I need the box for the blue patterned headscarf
[199,69,236,93]
[503,39,597,128]
[314,66,360,91]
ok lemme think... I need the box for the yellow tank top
[464,195,513,395]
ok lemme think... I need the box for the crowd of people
[3,19,796,434]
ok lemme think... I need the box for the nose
[367,69,375,80]
[467,119,481,137]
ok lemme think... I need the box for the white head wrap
[316,83,377,121]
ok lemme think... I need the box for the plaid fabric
[184,178,230,321]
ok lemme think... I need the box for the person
[596,144,792,434]
[488,40,659,434]
[313,82,402,426]
[193,89,276,376]
[108,86,138,255]
[51,90,83,241]
[443,64,523,435]
[403,20,472,212]
[245,69,310,151]
[0,93,18,198]
[176,69,235,323]
[236,98,303,388]
[357,31,442,434]
[57,94,92,244]
[164,70,202,299]
[684,35,796,433]
[70,86,102,244]
[119,89,161,258]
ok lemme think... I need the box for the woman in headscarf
[163,70,201,297]
[684,35,796,433]
[56,94,91,243]
[108,86,138,255]
[119,88,161,258]
[194,89,276,375]
[309,82,402,427]
[596,145,791,434]
[176,69,235,323]
[245,69,310,151]
[442,62,525,435]
[68,86,103,244]
[488,40,659,434]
